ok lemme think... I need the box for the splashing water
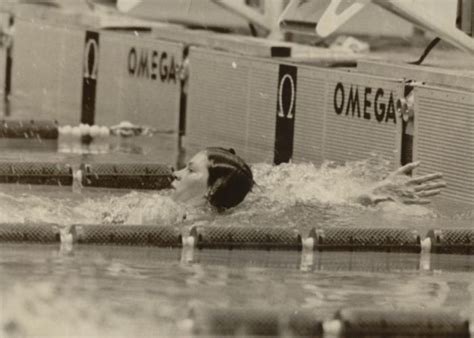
[251,160,384,206]
[246,157,437,213]
[0,190,187,226]
[0,157,439,228]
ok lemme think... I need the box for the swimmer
[171,147,254,211]
[119,147,253,225]
[171,147,446,210]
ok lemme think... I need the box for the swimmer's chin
[169,187,185,202]
[171,190,207,208]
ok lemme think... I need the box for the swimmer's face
[171,151,210,205]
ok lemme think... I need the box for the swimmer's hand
[355,161,446,206]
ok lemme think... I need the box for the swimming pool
[1,133,473,337]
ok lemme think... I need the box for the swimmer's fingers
[406,173,443,185]
[415,189,442,198]
[402,198,432,205]
[403,185,444,204]
[370,195,393,205]
[413,181,447,192]
[392,161,420,176]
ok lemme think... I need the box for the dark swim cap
[205,147,254,210]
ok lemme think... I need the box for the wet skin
[171,151,210,207]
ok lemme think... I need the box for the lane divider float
[190,307,471,338]
[67,224,182,247]
[0,162,73,185]
[306,227,421,253]
[58,124,110,155]
[334,307,471,338]
[191,308,323,338]
[0,224,473,259]
[0,161,174,189]
[0,224,473,274]
[0,223,60,243]
[0,119,58,139]
[426,229,474,254]
[190,307,471,337]
[188,226,303,250]
[80,162,173,190]
[0,119,157,140]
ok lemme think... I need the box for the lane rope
[1,223,472,257]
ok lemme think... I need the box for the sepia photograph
[0,0,473,337]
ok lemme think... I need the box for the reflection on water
[1,245,474,337]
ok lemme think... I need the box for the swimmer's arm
[353,193,393,206]
[354,162,446,206]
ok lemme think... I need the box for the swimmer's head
[206,147,254,210]
[171,147,253,210]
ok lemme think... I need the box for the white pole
[211,0,289,39]
[264,0,287,39]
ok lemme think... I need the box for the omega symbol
[278,73,295,119]
[84,39,99,80]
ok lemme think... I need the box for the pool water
[1,134,474,337]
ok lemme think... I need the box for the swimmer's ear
[228,148,236,155]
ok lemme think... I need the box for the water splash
[251,161,373,206]
[0,192,82,224]
[247,158,433,211]
[0,157,440,227]
[215,158,437,231]
[0,191,185,226]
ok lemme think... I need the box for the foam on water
[0,190,187,226]
[251,160,382,206]
[241,158,437,217]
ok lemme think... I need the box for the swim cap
[205,147,254,210]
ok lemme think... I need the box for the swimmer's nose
[170,167,177,181]
[172,168,183,181]
[169,168,178,181]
